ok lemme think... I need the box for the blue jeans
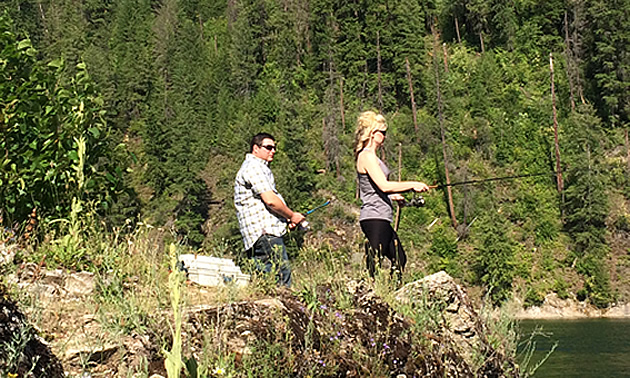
[248,234,292,287]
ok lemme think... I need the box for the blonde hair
[354,110,387,159]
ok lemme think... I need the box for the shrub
[0,15,124,232]
[472,215,516,305]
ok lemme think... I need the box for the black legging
[360,219,406,277]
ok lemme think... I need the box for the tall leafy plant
[0,14,119,230]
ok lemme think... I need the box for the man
[234,133,305,286]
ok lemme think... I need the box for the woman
[354,111,429,278]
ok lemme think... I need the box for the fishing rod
[305,200,331,215]
[428,171,557,190]
[295,199,332,231]
[394,172,555,229]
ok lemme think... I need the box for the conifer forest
[2,0,630,309]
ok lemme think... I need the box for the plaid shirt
[234,154,288,251]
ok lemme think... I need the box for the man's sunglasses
[260,144,277,151]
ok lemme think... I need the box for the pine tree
[562,104,612,308]
[473,214,516,305]
[584,0,630,184]
[108,0,154,132]
[585,0,630,126]
[389,0,429,108]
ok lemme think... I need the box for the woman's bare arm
[358,151,428,193]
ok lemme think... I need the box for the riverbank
[510,293,630,319]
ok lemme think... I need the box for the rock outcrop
[10,262,96,298]
[3,264,165,377]
[2,260,518,377]
[395,271,515,375]
[183,272,517,377]
[0,284,65,377]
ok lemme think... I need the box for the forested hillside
[2,0,630,308]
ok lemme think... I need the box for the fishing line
[429,171,557,190]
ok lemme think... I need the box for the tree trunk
[405,57,418,135]
[323,118,329,169]
[292,0,311,64]
[571,4,586,104]
[339,77,346,131]
[38,3,49,35]
[325,52,341,179]
[394,143,402,231]
[479,32,485,53]
[227,0,237,29]
[433,25,458,228]
[455,17,461,44]
[564,11,576,111]
[550,53,564,193]
[198,15,204,39]
[442,43,449,72]
[361,61,368,109]
[626,128,630,177]
[377,30,383,112]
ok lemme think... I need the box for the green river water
[517,318,630,377]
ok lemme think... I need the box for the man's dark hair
[250,132,275,152]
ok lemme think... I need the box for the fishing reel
[298,220,310,231]
[402,195,425,208]
[289,220,310,232]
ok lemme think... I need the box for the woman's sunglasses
[375,129,387,136]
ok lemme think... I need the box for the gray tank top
[358,156,393,222]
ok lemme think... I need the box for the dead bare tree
[291,0,311,65]
[227,0,238,29]
[377,30,383,112]
[324,48,341,179]
[323,116,341,178]
[323,117,329,168]
[570,1,586,104]
[339,77,346,131]
[564,11,576,111]
[455,17,461,44]
[394,143,402,231]
[549,53,564,193]
[38,3,49,35]
[442,43,449,72]
[405,57,419,135]
[361,61,368,109]
[432,25,458,228]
